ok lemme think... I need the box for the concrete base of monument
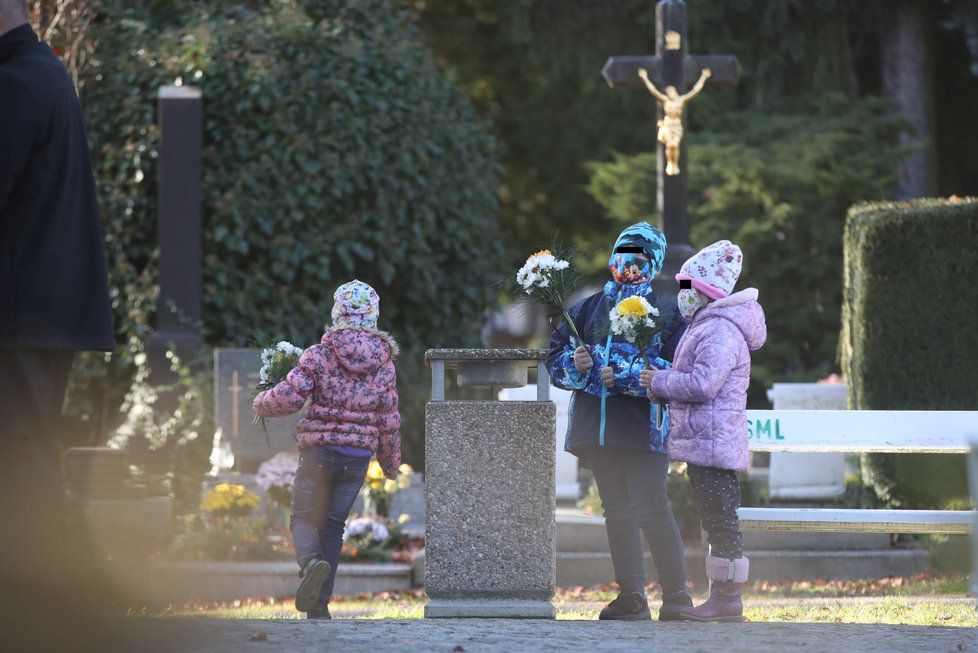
[424,599,556,619]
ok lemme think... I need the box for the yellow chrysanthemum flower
[617,296,650,317]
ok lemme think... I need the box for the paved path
[118,617,976,653]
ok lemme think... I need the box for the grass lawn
[153,574,976,627]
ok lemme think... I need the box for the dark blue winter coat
[547,280,686,455]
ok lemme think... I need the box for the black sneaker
[658,591,694,621]
[306,604,331,620]
[295,559,331,613]
[598,593,651,621]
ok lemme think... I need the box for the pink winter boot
[679,556,748,622]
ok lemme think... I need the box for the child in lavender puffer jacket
[253,280,401,619]
[639,241,766,623]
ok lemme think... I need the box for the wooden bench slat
[738,508,974,535]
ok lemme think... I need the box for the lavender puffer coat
[649,289,767,471]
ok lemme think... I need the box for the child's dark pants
[291,446,369,602]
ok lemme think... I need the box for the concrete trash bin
[424,349,556,619]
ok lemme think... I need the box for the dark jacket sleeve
[546,297,601,392]
[0,73,38,213]
[658,298,687,363]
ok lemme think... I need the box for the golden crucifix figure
[637,67,711,176]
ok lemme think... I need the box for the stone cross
[147,85,204,385]
[602,0,739,282]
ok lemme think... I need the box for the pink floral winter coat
[650,289,767,472]
[253,326,401,477]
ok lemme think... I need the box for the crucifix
[602,0,739,286]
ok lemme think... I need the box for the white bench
[738,410,977,535]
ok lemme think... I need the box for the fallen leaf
[250,633,268,642]
[453,647,465,652]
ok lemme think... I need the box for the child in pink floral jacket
[253,280,401,619]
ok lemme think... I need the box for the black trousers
[687,464,744,560]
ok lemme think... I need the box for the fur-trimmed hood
[322,325,400,376]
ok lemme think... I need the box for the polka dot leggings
[687,464,743,560]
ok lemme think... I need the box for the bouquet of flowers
[608,295,660,369]
[200,482,261,518]
[255,451,299,508]
[341,515,410,562]
[609,296,667,429]
[252,337,304,429]
[515,248,584,346]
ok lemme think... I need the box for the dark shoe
[679,581,745,623]
[598,592,651,621]
[295,559,331,613]
[657,590,694,621]
[306,603,331,620]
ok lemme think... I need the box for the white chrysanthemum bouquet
[515,248,584,346]
[252,337,304,428]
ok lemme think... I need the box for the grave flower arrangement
[362,460,414,517]
[256,451,299,509]
[341,515,411,562]
[251,338,305,429]
[168,483,292,561]
[515,248,584,347]
[200,482,261,518]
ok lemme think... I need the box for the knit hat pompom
[331,280,380,329]
[675,240,743,299]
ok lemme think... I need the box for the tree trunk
[881,0,937,199]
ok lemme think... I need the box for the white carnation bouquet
[515,248,584,346]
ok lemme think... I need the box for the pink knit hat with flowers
[675,240,743,299]
[331,280,380,329]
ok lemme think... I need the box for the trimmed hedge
[840,197,978,508]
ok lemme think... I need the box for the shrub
[841,197,978,508]
[77,0,504,467]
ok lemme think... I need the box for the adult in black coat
[0,2,115,647]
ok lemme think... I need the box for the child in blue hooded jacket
[546,222,692,621]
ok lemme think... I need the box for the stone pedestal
[767,383,848,500]
[424,350,556,619]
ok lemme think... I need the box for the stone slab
[424,599,555,619]
[556,548,931,585]
[213,348,302,473]
[742,530,892,551]
[501,386,580,502]
[425,401,556,609]
[136,561,412,604]
[80,497,172,558]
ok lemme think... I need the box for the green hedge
[840,198,978,508]
[73,0,504,467]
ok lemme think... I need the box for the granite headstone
[213,348,302,473]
